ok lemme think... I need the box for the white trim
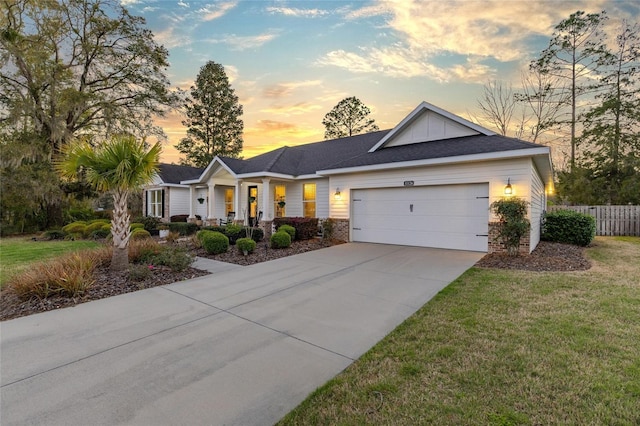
[369,101,496,152]
[182,156,238,184]
[236,171,295,180]
[319,147,551,176]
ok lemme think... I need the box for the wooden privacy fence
[548,205,640,237]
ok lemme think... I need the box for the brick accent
[488,222,530,254]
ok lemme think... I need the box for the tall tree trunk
[110,190,131,272]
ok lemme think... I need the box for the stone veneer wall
[260,220,274,240]
[488,222,530,254]
[331,218,350,242]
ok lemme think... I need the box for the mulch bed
[0,238,342,321]
[475,241,591,271]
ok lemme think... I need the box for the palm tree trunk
[111,190,131,272]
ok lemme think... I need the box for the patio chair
[220,211,235,226]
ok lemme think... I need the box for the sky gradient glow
[121,0,639,163]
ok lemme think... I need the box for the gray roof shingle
[157,163,204,184]
[217,131,547,176]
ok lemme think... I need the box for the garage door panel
[352,184,489,252]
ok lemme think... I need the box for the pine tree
[322,97,379,139]
[176,61,243,167]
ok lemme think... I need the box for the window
[149,189,163,218]
[302,183,316,218]
[274,185,286,218]
[224,189,234,215]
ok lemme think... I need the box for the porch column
[208,183,216,220]
[262,178,271,220]
[235,180,242,220]
[188,185,195,219]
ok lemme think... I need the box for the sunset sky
[121,0,639,164]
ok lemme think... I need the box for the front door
[248,186,258,225]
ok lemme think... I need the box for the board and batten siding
[329,158,534,220]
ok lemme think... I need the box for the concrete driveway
[1,243,482,425]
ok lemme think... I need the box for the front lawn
[279,237,640,425]
[0,237,100,286]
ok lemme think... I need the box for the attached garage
[351,183,489,252]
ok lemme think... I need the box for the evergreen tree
[577,20,640,204]
[322,97,379,139]
[534,10,608,170]
[176,61,243,167]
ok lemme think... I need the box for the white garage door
[351,183,489,252]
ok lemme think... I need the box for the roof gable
[369,101,495,152]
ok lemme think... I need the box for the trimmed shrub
[270,231,291,249]
[236,237,256,254]
[201,225,225,234]
[168,222,198,236]
[89,218,110,225]
[62,222,88,236]
[85,221,106,236]
[196,229,216,243]
[542,210,596,246]
[242,227,264,242]
[224,224,243,244]
[131,228,152,240]
[274,217,319,240]
[133,216,162,232]
[278,225,296,240]
[130,222,145,231]
[201,231,229,254]
[42,229,65,240]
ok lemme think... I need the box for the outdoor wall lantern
[504,178,513,196]
[334,188,342,200]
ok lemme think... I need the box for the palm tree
[57,135,161,272]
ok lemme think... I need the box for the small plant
[270,231,291,249]
[85,221,107,236]
[278,224,296,240]
[491,197,530,256]
[131,228,152,240]
[201,231,229,254]
[129,239,163,263]
[140,246,194,272]
[165,231,181,243]
[130,222,145,231]
[236,237,257,255]
[129,264,152,282]
[322,218,335,240]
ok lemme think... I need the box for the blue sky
[121,0,639,163]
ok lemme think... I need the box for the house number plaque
[404,181,414,186]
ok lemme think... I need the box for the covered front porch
[183,162,291,231]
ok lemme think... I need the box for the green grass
[0,237,100,286]
[279,237,640,425]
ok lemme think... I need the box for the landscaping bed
[475,240,591,271]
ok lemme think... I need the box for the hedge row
[542,210,596,246]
